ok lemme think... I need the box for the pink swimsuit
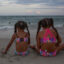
[40,28,57,56]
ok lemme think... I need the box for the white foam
[0,23,64,30]
[0,26,14,30]
[55,24,64,28]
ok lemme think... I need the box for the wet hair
[14,21,30,38]
[36,18,49,38]
[49,18,59,40]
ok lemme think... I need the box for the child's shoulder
[39,31,44,34]
[38,31,44,36]
[50,29,57,35]
[38,29,57,37]
[24,32,29,37]
[12,33,16,36]
[50,29,57,37]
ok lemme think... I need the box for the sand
[0,27,64,64]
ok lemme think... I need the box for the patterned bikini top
[16,37,28,43]
[16,33,28,43]
[40,28,57,43]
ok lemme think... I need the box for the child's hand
[2,51,7,54]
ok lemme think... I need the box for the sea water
[0,15,64,30]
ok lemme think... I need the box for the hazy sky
[0,0,64,15]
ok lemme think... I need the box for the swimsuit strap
[16,37,28,43]
[40,28,57,43]
[43,28,56,41]
[16,33,28,43]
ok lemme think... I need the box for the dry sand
[0,27,64,64]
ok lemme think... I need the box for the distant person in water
[34,18,64,56]
[2,21,31,56]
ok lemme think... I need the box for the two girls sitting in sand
[2,18,64,56]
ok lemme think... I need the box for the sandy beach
[0,26,64,64]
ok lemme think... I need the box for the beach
[0,0,64,63]
[0,26,64,64]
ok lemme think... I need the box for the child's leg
[56,44,64,53]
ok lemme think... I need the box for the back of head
[15,21,26,32]
[40,18,53,28]
[48,18,54,27]
[14,21,30,36]
[41,18,48,28]
[36,18,50,38]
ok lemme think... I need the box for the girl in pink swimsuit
[2,21,30,56]
[35,18,64,56]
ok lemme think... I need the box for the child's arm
[26,33,30,45]
[2,33,16,54]
[52,29,62,46]
[36,33,41,50]
[56,35,62,46]
[27,35,30,45]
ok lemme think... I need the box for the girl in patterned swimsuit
[2,21,30,55]
[35,18,64,56]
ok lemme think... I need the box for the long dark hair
[14,21,30,43]
[36,18,49,39]
[49,18,59,40]
[14,21,30,36]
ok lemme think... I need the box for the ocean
[0,16,64,30]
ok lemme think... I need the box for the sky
[0,0,64,15]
